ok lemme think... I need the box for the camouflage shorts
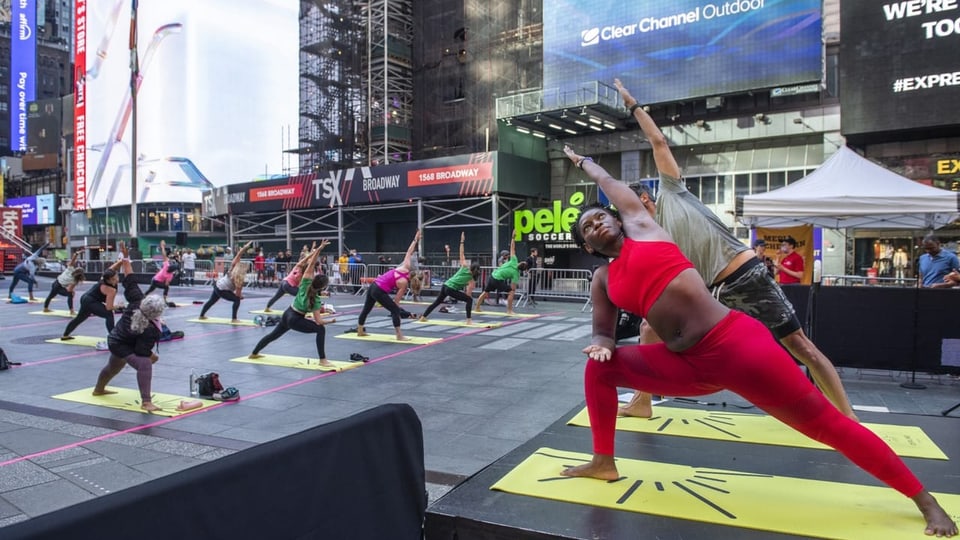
[714,260,801,339]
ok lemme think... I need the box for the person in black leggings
[44,251,84,315]
[61,257,124,339]
[420,231,480,324]
[199,241,253,322]
[264,242,315,312]
[249,241,335,365]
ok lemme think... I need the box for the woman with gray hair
[93,243,166,412]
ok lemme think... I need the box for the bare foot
[465,319,473,325]
[418,316,428,322]
[319,360,334,368]
[914,491,958,537]
[474,307,484,313]
[396,335,410,342]
[618,401,653,418]
[92,389,118,396]
[198,315,208,320]
[231,319,241,324]
[141,402,161,412]
[263,308,272,313]
[618,392,653,418]
[357,326,368,337]
[506,311,516,315]
[248,353,263,359]
[60,336,74,341]
[42,308,52,313]
[70,311,76,316]
[559,454,620,480]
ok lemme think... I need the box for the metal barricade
[821,274,919,287]
[522,268,593,311]
[327,261,368,295]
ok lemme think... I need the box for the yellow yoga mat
[230,354,361,372]
[30,309,74,318]
[399,300,435,306]
[491,447,960,540]
[52,387,219,417]
[45,336,105,348]
[568,406,948,460]
[187,317,257,326]
[249,309,283,315]
[472,310,538,318]
[335,333,440,345]
[414,319,502,328]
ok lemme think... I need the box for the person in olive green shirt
[420,231,481,324]
[476,233,527,315]
[248,240,336,366]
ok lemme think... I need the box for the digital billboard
[10,0,37,152]
[543,0,823,106]
[74,0,298,210]
[6,194,57,225]
[840,0,960,137]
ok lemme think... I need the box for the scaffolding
[361,0,414,165]
[298,0,365,172]
[411,0,543,160]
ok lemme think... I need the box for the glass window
[700,176,717,205]
[787,145,807,168]
[685,177,701,199]
[769,171,786,190]
[769,146,789,168]
[751,173,767,194]
[753,147,771,170]
[734,173,750,200]
[787,170,806,184]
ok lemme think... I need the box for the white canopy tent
[737,146,960,229]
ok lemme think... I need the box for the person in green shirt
[248,240,336,366]
[419,231,481,324]
[476,233,527,315]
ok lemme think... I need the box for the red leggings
[585,310,923,497]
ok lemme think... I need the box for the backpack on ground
[195,372,224,397]
[0,347,21,370]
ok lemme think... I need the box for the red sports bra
[606,240,694,317]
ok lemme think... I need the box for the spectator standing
[776,236,804,285]
[181,248,197,286]
[918,234,960,288]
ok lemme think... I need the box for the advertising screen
[7,194,57,226]
[10,0,37,152]
[543,0,823,106]
[840,0,960,137]
[75,0,298,210]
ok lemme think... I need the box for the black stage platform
[425,402,960,540]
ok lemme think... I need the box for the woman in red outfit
[560,144,956,537]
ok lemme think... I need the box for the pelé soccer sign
[513,193,584,248]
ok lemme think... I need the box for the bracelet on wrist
[576,156,593,169]
[628,103,642,115]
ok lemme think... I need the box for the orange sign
[407,162,493,188]
[249,183,303,202]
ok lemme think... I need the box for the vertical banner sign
[10,0,37,152]
[1,207,24,240]
[73,0,87,210]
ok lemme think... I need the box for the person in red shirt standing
[253,249,266,288]
[776,236,804,284]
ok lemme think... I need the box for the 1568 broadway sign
[514,193,584,248]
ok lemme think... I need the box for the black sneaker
[349,353,369,363]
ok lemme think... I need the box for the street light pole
[129,0,139,251]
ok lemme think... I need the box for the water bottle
[189,370,198,398]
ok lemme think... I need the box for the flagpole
[129,0,139,253]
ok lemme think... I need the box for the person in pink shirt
[145,240,176,304]
[355,229,420,341]
[264,242,315,312]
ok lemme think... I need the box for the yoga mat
[568,406,947,460]
[52,387,219,417]
[472,310,538,318]
[45,336,106,348]
[230,354,361,372]
[6,298,44,304]
[414,319,501,328]
[491,447,960,540]
[248,309,324,319]
[187,317,258,326]
[335,333,440,345]
[30,309,74,318]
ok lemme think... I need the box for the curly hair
[570,202,621,259]
[130,294,167,334]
